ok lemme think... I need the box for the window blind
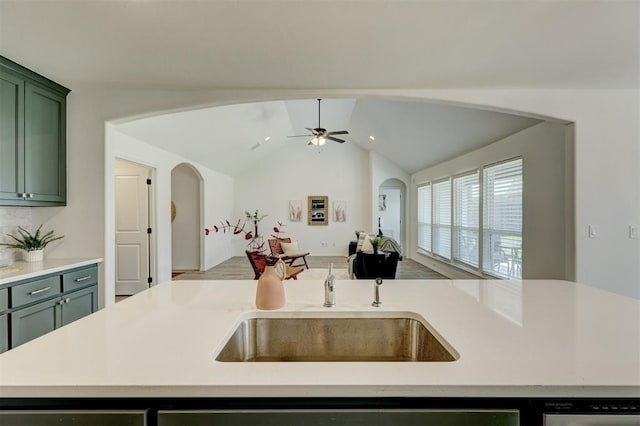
[483,158,523,278]
[432,179,451,259]
[417,184,431,252]
[453,171,479,267]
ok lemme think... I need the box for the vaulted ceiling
[116,98,541,176]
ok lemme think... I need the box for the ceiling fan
[288,99,349,146]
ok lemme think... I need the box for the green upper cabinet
[0,56,70,206]
[0,69,24,201]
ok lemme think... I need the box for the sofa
[348,233,402,279]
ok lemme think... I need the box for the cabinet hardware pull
[74,276,92,282]
[57,299,65,305]
[29,287,51,295]
[16,193,25,198]
[65,298,70,303]
[27,193,34,198]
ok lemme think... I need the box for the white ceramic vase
[23,249,44,262]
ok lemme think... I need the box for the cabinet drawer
[0,288,7,311]
[62,266,98,292]
[12,276,60,307]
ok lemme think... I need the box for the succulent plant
[1,225,64,251]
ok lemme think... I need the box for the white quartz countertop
[0,258,102,285]
[0,278,638,398]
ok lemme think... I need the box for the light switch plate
[630,225,638,239]
[589,225,598,238]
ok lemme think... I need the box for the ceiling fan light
[318,136,326,146]
[311,137,319,145]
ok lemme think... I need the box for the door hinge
[147,227,152,234]
[146,178,152,185]
[147,277,153,284]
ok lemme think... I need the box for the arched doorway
[378,178,406,250]
[171,163,203,274]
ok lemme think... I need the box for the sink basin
[215,313,458,362]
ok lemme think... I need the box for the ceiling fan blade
[327,130,349,135]
[327,136,346,143]
[287,134,312,138]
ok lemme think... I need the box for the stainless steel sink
[215,314,458,362]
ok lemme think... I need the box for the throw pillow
[280,241,300,255]
[361,236,375,253]
[356,231,368,251]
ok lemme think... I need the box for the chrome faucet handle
[372,278,383,307]
[323,263,336,307]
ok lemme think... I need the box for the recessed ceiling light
[369,136,375,141]
[264,136,271,142]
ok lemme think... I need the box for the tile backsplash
[0,207,33,262]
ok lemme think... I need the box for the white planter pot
[23,249,44,262]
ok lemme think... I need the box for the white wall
[234,139,369,256]
[103,127,235,306]
[406,89,639,298]
[378,188,401,242]
[411,121,571,280]
[171,164,201,271]
[0,208,33,263]
[369,152,411,249]
[22,86,637,301]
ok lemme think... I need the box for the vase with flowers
[206,210,286,253]
[1,225,64,262]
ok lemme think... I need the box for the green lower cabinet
[10,297,60,348]
[61,285,98,327]
[0,314,8,353]
[5,265,99,351]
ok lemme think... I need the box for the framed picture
[333,200,346,222]
[378,194,387,211]
[308,195,328,226]
[289,200,303,222]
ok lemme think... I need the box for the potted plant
[371,237,383,254]
[1,225,64,262]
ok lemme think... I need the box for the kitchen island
[0,278,638,424]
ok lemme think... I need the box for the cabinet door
[0,410,146,426]
[0,314,8,353]
[10,298,60,348]
[61,285,98,327]
[24,82,66,204]
[0,69,24,201]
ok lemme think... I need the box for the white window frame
[453,170,480,269]
[417,183,432,253]
[431,178,452,260]
[415,157,523,280]
[482,157,523,279]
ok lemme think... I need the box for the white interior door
[115,161,150,295]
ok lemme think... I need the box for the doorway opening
[378,178,406,251]
[171,163,203,278]
[114,159,155,296]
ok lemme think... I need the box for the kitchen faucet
[323,263,336,307]
[372,278,383,307]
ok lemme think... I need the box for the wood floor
[173,256,446,281]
